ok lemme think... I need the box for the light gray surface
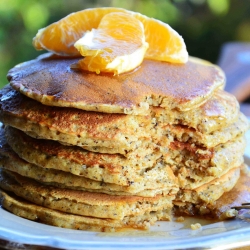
[1,207,250,250]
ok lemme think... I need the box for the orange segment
[140,18,188,63]
[33,7,188,63]
[74,12,148,75]
[33,8,121,56]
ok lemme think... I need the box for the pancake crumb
[191,223,202,230]
[225,209,238,218]
[176,216,185,222]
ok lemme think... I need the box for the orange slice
[73,12,148,75]
[33,7,188,63]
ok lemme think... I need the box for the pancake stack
[0,53,248,232]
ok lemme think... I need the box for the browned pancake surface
[3,126,178,192]
[7,54,225,113]
[0,85,152,153]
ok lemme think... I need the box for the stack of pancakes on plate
[0,53,248,232]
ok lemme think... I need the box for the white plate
[0,126,250,250]
[1,203,250,250]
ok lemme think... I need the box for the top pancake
[7,53,225,115]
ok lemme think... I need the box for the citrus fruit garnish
[73,12,148,75]
[33,7,188,64]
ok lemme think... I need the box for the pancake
[0,127,176,196]
[23,112,247,152]
[7,53,225,114]
[153,89,239,134]
[0,190,172,232]
[3,126,178,192]
[175,166,241,205]
[167,135,246,189]
[1,86,247,155]
[1,86,239,138]
[0,169,174,221]
[0,85,153,155]
[159,112,249,148]
[174,165,250,220]
[1,45,248,232]
[4,125,245,191]
[206,165,250,219]
[0,152,171,197]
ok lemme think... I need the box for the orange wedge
[33,7,188,63]
[74,12,148,75]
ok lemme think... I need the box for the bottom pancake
[174,165,249,219]
[0,190,172,232]
[1,166,249,232]
[0,169,173,222]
